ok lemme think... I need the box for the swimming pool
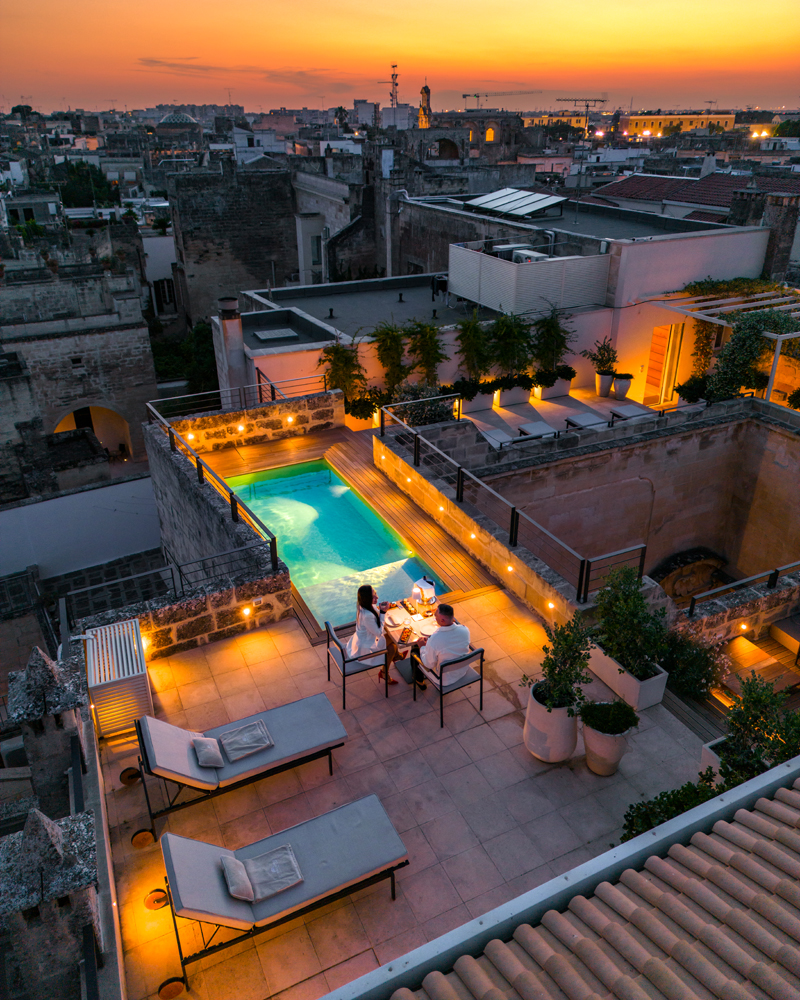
[226,460,447,627]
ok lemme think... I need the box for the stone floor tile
[168,653,211,686]
[182,701,231,732]
[272,972,331,1000]
[237,631,280,664]
[585,777,641,823]
[255,768,304,808]
[459,793,518,841]
[558,794,618,841]
[628,725,687,761]
[422,903,473,943]
[506,862,557,897]
[465,879,521,919]
[442,845,504,902]
[282,647,326,676]
[443,697,487,734]
[493,627,538,657]
[345,761,398,800]
[247,657,290,687]
[403,711,453,749]
[260,677,303,710]
[305,778,354,816]
[354,886,417,945]
[257,926,322,995]
[531,766,592,809]
[223,689,267,720]
[482,827,543,879]
[204,636,248,672]
[475,749,530,790]
[335,735,381,775]
[200,941,267,1000]
[489,656,525,685]
[419,736,472,776]
[379,792,417,833]
[522,809,582,862]
[352,700,398,735]
[421,811,480,861]
[403,778,457,826]
[147,661,175,692]
[273,630,312,656]
[548,844,596,877]
[212,783,262,824]
[397,826,438,879]
[624,763,677,798]
[214,666,260,697]
[296,671,339,699]
[472,610,516,637]
[324,951,380,991]
[469,689,518,722]
[455,724,506,762]
[495,778,556,825]
[439,763,494,809]
[368,723,418,760]
[178,677,220,709]
[306,903,370,968]
[266,792,314,833]
[153,688,183,719]
[374,926,428,965]
[401,864,462,923]
[489,714,525,747]
[220,808,272,850]
[163,798,221,841]
[383,750,436,791]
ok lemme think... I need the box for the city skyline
[2,0,799,115]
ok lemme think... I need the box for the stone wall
[169,165,299,324]
[170,389,345,452]
[673,572,800,644]
[144,420,283,569]
[79,571,292,659]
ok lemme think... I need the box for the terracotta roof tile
[593,173,800,210]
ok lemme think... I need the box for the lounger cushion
[244,844,303,901]
[139,716,219,791]
[219,719,274,762]
[221,855,254,902]
[193,737,224,768]
[162,836,254,930]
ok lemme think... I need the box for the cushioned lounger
[159,795,409,983]
[133,694,347,835]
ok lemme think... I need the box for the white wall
[0,478,161,579]
[609,227,769,307]
[142,236,177,283]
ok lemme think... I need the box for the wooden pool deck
[202,426,499,609]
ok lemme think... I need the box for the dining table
[383,603,439,684]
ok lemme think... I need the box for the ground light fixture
[144,888,168,910]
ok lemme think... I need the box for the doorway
[644,323,684,405]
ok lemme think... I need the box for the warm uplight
[507,565,513,572]
[470,533,476,539]
[238,424,244,431]
[243,606,252,617]
[547,602,555,609]
[642,130,651,136]
[657,132,662,137]
[141,637,149,649]
[187,433,195,440]
[623,131,628,136]
[287,416,294,423]
[761,130,768,136]
[595,130,604,137]
[407,478,411,482]
[752,132,760,138]
[439,506,444,511]
[741,622,747,630]
[381,454,385,460]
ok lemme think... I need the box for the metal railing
[379,399,645,602]
[688,559,800,617]
[146,401,279,570]
[149,375,331,420]
[258,370,328,400]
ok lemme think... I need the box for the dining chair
[325,621,390,710]
[410,647,485,727]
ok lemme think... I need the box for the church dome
[158,112,198,125]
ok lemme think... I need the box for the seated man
[412,603,471,688]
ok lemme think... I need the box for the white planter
[344,413,377,432]
[498,386,532,407]
[534,379,572,401]
[613,378,632,400]
[701,736,727,783]
[582,721,636,776]
[460,393,495,414]
[595,373,614,397]
[523,685,577,763]
[588,645,668,711]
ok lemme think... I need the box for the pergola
[656,288,800,403]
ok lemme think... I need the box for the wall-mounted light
[407,478,411,483]
[470,533,476,539]
[144,888,168,910]
[238,424,244,432]
[243,607,252,617]
[507,566,513,572]
[740,622,747,630]
[547,602,555,610]
[287,416,294,423]
[141,637,150,650]
[187,433,195,441]
[439,506,444,512]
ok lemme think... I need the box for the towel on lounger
[219,719,274,762]
[243,843,303,901]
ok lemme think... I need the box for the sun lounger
[518,420,556,438]
[480,427,515,449]
[564,412,607,430]
[156,795,409,995]
[127,694,347,845]
[609,403,652,421]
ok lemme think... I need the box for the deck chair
[409,647,485,728]
[156,795,409,997]
[127,693,347,845]
[325,621,389,709]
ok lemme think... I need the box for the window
[23,207,34,221]
[8,208,19,223]
[485,127,495,142]
[247,136,255,147]
[311,235,322,266]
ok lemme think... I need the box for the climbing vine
[704,309,800,402]
[690,319,717,377]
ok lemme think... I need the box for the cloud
[137,58,367,94]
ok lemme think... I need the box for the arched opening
[436,138,459,159]
[485,127,496,142]
[55,406,132,458]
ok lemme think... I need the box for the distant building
[353,100,380,126]
[381,104,414,130]
[524,111,587,131]
[619,110,735,137]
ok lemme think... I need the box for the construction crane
[556,97,607,138]
[377,65,399,108]
[461,89,542,110]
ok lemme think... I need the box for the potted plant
[405,320,447,385]
[612,373,634,399]
[488,314,535,405]
[580,336,618,397]
[520,616,593,763]
[579,701,639,775]
[372,322,414,397]
[590,567,668,710]
[534,364,578,400]
[318,340,369,431]
[455,311,493,413]
[531,307,577,400]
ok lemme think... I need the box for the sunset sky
[3,0,799,114]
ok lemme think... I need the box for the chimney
[761,192,800,282]
[217,297,248,394]
[728,188,766,227]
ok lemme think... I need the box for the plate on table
[418,620,438,637]
[385,609,408,628]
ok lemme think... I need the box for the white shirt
[345,606,386,667]
[420,622,472,683]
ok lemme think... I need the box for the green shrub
[621,767,718,842]
[405,320,447,384]
[318,341,367,400]
[531,306,576,371]
[455,311,492,381]
[593,567,666,680]
[520,616,593,713]
[660,631,727,699]
[580,700,639,735]
[346,387,388,420]
[372,322,413,395]
[675,374,708,403]
[391,381,454,427]
[580,335,618,374]
[488,314,535,376]
[788,387,800,410]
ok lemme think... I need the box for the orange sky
[2,0,799,113]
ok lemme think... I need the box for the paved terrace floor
[104,599,705,1000]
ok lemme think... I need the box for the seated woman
[345,585,398,685]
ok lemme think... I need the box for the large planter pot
[344,412,377,432]
[534,379,572,401]
[460,393,495,414]
[498,386,532,407]
[595,373,614,397]
[523,685,577,763]
[613,378,632,400]
[701,736,727,783]
[588,645,668,711]
[583,717,637,776]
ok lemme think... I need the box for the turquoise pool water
[225,460,446,626]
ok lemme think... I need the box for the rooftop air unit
[84,618,152,737]
[512,250,549,263]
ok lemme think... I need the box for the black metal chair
[410,647,485,727]
[325,621,390,710]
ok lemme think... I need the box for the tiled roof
[683,209,728,222]
[390,778,800,1000]
[594,172,800,209]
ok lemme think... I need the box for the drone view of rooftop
[2,10,800,1000]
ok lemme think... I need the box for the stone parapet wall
[673,572,800,644]
[170,389,345,453]
[79,571,292,660]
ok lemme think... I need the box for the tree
[11,104,33,120]
[372,322,413,395]
[404,320,447,384]
[333,106,349,128]
[775,119,800,138]
[60,162,119,208]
